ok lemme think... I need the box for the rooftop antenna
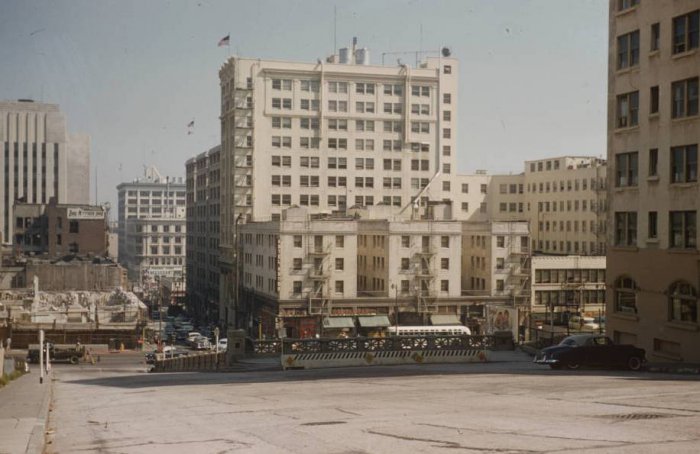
[418,23,423,66]
[333,5,337,56]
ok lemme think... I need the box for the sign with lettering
[67,207,104,220]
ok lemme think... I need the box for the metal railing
[280,335,495,355]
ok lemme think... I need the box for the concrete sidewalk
[0,364,52,454]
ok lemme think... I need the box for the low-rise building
[12,198,108,258]
[530,255,606,324]
[236,206,492,338]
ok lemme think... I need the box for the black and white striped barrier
[282,348,489,370]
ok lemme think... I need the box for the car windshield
[560,338,579,346]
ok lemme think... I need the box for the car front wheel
[627,356,643,371]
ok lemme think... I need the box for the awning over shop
[430,314,461,326]
[357,315,391,328]
[322,317,355,329]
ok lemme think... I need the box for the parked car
[216,338,228,352]
[534,334,645,370]
[27,343,85,365]
[192,336,211,350]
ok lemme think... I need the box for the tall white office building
[0,100,90,244]
[218,45,459,325]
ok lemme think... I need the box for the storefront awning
[430,314,461,326]
[322,317,355,329]
[357,315,391,328]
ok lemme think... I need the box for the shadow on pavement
[63,361,700,390]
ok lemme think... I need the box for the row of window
[535,240,606,255]
[271,95,452,113]
[614,210,697,249]
[534,269,606,284]
[615,145,698,187]
[614,277,697,324]
[270,155,432,171]
[527,178,605,193]
[616,8,698,68]
[617,77,698,128]
[273,79,446,99]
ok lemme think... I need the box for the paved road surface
[46,352,700,453]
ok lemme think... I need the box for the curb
[645,365,700,375]
[26,374,53,454]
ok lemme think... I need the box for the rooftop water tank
[355,48,370,65]
[338,48,350,64]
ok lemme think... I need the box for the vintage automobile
[533,334,646,370]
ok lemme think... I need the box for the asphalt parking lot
[45,352,700,453]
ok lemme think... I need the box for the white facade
[0,100,90,244]
[461,221,530,300]
[218,52,460,324]
[530,255,606,317]
[116,166,186,285]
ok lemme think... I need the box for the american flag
[218,34,230,47]
[187,120,194,135]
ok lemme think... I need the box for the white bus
[385,325,471,336]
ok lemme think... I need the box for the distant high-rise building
[607,0,700,361]
[185,145,221,321]
[0,100,90,244]
[116,166,186,288]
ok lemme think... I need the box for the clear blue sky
[0,0,608,208]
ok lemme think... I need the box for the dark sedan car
[534,334,645,370]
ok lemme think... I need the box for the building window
[401,236,410,247]
[615,151,638,187]
[441,280,449,292]
[441,236,449,248]
[335,280,344,294]
[443,65,452,74]
[650,86,659,114]
[617,30,639,69]
[614,276,637,314]
[649,148,658,176]
[442,181,450,191]
[441,258,449,270]
[668,281,697,323]
[650,22,660,51]
[669,211,697,249]
[617,0,638,12]
[496,236,504,247]
[672,10,700,54]
[401,258,410,270]
[480,184,487,194]
[69,220,79,233]
[335,258,344,271]
[671,77,699,119]
[617,91,639,128]
[293,235,302,248]
[293,258,302,270]
[648,211,658,240]
[496,280,504,292]
[293,281,302,294]
[614,212,637,247]
[496,258,504,270]
[670,145,698,183]
[335,235,344,248]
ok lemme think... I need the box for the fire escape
[307,234,332,316]
[415,235,437,316]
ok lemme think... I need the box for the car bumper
[533,356,559,365]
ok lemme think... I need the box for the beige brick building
[607,0,700,362]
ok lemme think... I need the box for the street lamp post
[391,284,399,334]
